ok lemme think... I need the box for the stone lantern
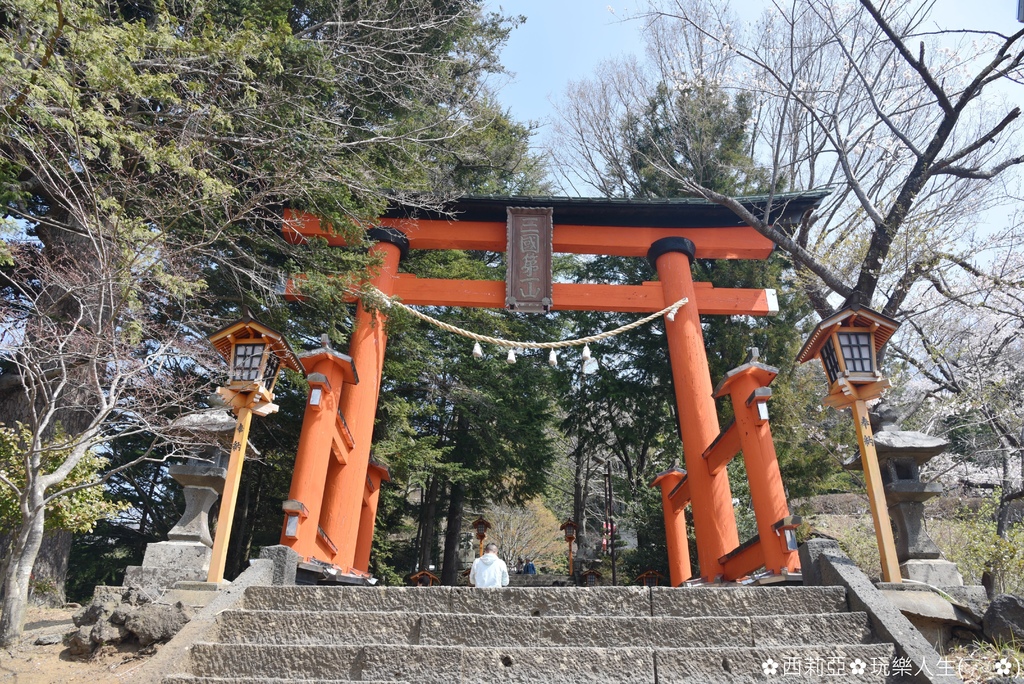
[843,406,961,586]
[123,410,234,595]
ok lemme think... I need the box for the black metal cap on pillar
[647,237,696,269]
[367,227,410,261]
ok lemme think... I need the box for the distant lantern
[560,519,579,577]
[635,570,664,587]
[409,570,440,587]
[472,516,491,557]
[473,516,491,540]
[796,304,900,405]
[797,302,903,583]
[559,519,578,542]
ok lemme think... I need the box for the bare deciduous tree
[484,499,564,571]
[550,0,1023,320]
[0,224,212,645]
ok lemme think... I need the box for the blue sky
[486,0,1018,129]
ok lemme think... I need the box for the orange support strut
[279,347,357,560]
[353,461,391,572]
[713,357,800,577]
[650,465,692,586]
[649,238,739,580]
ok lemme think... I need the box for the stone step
[187,643,895,683]
[658,643,897,683]
[162,581,221,609]
[652,585,848,617]
[166,679,403,684]
[216,609,873,648]
[506,574,573,587]
[242,585,847,618]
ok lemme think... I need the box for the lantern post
[797,304,902,583]
[206,314,302,583]
[472,516,491,557]
[559,519,578,577]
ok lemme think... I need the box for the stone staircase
[163,585,899,683]
[505,573,572,587]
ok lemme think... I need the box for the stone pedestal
[900,559,964,587]
[124,411,232,596]
[844,405,961,585]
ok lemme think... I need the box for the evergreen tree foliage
[1,0,542,630]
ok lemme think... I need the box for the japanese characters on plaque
[505,207,553,313]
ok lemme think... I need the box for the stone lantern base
[124,462,226,597]
[123,542,212,594]
[899,558,964,587]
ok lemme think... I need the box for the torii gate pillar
[281,229,408,572]
[649,237,739,580]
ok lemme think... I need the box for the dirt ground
[0,606,155,684]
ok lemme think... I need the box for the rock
[110,606,131,625]
[34,633,62,646]
[90,619,129,645]
[66,626,93,656]
[122,586,152,606]
[983,594,1024,644]
[72,601,115,627]
[124,601,192,646]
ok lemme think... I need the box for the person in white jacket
[469,543,510,588]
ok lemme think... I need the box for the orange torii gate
[278,193,826,584]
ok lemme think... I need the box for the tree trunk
[0,500,47,647]
[440,482,464,586]
[28,531,70,606]
[418,476,439,572]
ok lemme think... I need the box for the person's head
[484,542,498,555]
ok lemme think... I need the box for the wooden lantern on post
[207,314,302,583]
[559,519,578,576]
[797,304,902,583]
[472,516,491,557]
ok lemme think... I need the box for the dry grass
[942,641,1024,683]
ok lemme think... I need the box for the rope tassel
[506,349,516,365]
[548,349,558,367]
[472,341,483,359]
[582,344,592,362]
